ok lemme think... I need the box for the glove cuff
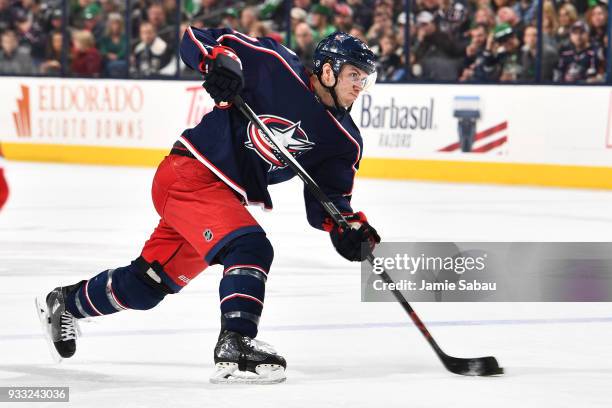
[200,45,242,74]
[322,211,368,232]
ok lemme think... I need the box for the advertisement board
[352,84,612,167]
[1,78,611,188]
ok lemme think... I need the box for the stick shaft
[234,96,449,362]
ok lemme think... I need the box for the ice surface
[1,161,611,407]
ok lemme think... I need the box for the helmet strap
[316,69,345,112]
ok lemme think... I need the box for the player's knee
[217,232,274,271]
[112,257,177,310]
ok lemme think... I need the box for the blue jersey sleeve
[180,27,301,75]
[180,26,228,72]
[304,156,357,230]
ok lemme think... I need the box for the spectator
[334,3,354,32]
[496,7,524,42]
[491,0,511,12]
[162,0,187,26]
[366,5,393,45]
[519,25,558,81]
[513,0,537,25]
[44,8,63,32]
[129,0,148,38]
[542,1,559,48]
[192,0,226,27]
[440,0,471,43]
[349,24,367,43]
[395,12,408,52]
[0,0,15,32]
[0,29,34,74]
[132,21,173,77]
[39,30,63,74]
[217,7,238,30]
[71,30,101,76]
[289,7,307,48]
[320,0,338,10]
[147,3,174,49]
[412,11,464,80]
[556,3,578,48]
[346,0,373,30]
[374,0,395,18]
[586,4,607,50]
[19,0,44,23]
[309,4,336,44]
[294,0,312,12]
[240,6,260,34]
[376,33,403,81]
[420,0,443,15]
[473,6,496,31]
[249,21,270,38]
[472,23,522,82]
[14,8,47,64]
[569,0,590,15]
[70,0,96,29]
[82,3,105,44]
[459,23,488,81]
[554,21,600,83]
[294,21,315,70]
[99,12,127,77]
[259,0,288,29]
[289,7,306,26]
[100,0,122,17]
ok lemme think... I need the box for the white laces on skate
[60,312,77,341]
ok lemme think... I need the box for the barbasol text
[360,95,435,130]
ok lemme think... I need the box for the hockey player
[36,29,380,384]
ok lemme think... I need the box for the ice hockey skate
[35,285,80,362]
[210,330,287,384]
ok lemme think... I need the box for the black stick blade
[442,355,504,376]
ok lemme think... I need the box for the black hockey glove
[325,212,381,262]
[201,46,244,104]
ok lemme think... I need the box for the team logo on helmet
[245,115,314,172]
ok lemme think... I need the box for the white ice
[1,161,611,408]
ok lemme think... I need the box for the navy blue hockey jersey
[178,27,363,230]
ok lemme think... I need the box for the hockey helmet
[312,31,377,91]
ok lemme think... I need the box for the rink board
[0,77,611,189]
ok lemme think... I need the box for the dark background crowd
[0,0,609,83]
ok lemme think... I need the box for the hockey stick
[233,95,503,376]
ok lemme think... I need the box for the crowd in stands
[0,0,608,83]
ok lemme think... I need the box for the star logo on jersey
[245,115,314,171]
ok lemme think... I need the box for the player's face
[335,65,370,107]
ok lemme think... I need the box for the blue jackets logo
[246,115,314,171]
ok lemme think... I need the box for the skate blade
[34,296,62,364]
[209,362,286,384]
